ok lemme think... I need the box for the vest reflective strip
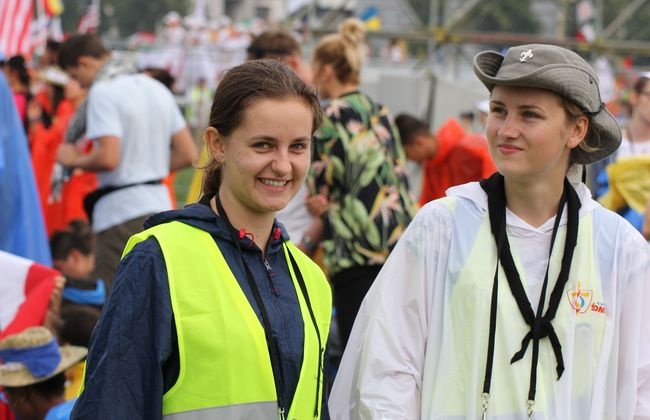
[162,401,277,420]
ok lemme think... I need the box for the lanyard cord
[214,193,323,418]
[479,174,581,417]
[287,251,324,417]
[481,208,506,414]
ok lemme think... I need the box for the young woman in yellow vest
[71,60,332,419]
[329,44,650,418]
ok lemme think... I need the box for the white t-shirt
[86,74,187,232]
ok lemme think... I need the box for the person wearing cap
[328,44,650,418]
[0,326,87,420]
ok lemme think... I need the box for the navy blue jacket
[71,199,308,419]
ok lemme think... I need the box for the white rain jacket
[329,181,650,419]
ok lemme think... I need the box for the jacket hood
[143,199,291,249]
[433,118,466,164]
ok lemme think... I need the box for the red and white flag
[0,250,58,339]
[77,0,101,34]
[0,0,34,57]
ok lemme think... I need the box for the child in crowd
[50,220,105,309]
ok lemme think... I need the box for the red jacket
[29,100,97,235]
[419,118,496,206]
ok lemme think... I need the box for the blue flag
[359,6,381,30]
[0,72,52,266]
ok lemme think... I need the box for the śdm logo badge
[567,282,593,314]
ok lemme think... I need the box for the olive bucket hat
[473,44,621,164]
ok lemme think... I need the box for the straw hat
[0,327,87,387]
[473,44,621,164]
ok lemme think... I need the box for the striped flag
[0,250,57,420]
[77,0,101,34]
[0,0,34,57]
[0,251,58,339]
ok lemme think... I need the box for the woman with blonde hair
[307,18,415,351]
[329,44,650,419]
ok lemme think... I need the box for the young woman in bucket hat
[328,44,650,419]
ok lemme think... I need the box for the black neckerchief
[213,193,324,418]
[479,173,580,417]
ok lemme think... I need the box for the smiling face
[486,85,587,184]
[205,97,313,224]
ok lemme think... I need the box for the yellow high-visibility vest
[124,221,331,419]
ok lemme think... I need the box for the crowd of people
[0,15,649,420]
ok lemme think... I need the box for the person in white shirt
[329,44,650,419]
[56,34,197,291]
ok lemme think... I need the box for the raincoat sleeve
[328,200,453,419]
[71,238,174,419]
[614,221,650,418]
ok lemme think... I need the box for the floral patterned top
[309,91,416,276]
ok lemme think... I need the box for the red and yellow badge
[567,282,593,314]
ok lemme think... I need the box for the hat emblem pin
[519,49,534,62]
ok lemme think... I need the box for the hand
[306,194,328,217]
[57,143,79,167]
